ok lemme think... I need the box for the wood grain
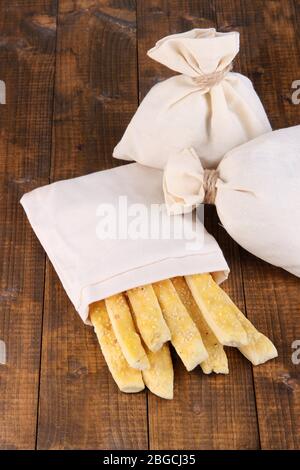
[0,0,57,449]
[214,0,300,449]
[36,0,148,450]
[137,0,259,450]
[1,0,299,450]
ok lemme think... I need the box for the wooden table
[0,0,299,450]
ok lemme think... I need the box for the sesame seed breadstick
[186,274,277,364]
[231,307,278,365]
[185,274,249,347]
[142,343,174,400]
[90,301,145,393]
[172,276,229,374]
[152,279,208,371]
[239,333,278,366]
[105,293,150,370]
[127,284,171,352]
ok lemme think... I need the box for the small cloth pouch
[21,163,229,323]
[113,28,271,170]
[164,125,300,277]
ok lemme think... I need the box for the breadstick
[186,274,277,364]
[153,279,208,371]
[105,293,150,370]
[239,333,278,365]
[90,301,145,393]
[127,284,171,352]
[172,276,229,374]
[185,274,249,347]
[231,307,278,365]
[142,343,174,400]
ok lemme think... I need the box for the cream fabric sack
[113,28,271,170]
[164,125,300,277]
[21,163,229,323]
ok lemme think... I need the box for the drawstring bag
[163,125,300,277]
[113,28,271,170]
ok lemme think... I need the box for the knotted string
[203,169,219,205]
[193,63,233,90]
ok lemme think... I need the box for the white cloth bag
[21,163,229,323]
[113,28,271,170]
[164,125,300,277]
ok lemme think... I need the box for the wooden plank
[137,0,259,450]
[294,0,300,36]
[0,1,57,449]
[37,0,148,449]
[218,1,300,449]
[241,256,300,449]
[215,0,300,129]
[50,0,139,177]
[215,0,300,449]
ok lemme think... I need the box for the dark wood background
[0,0,300,450]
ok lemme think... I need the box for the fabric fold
[114,28,271,169]
[163,125,300,278]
